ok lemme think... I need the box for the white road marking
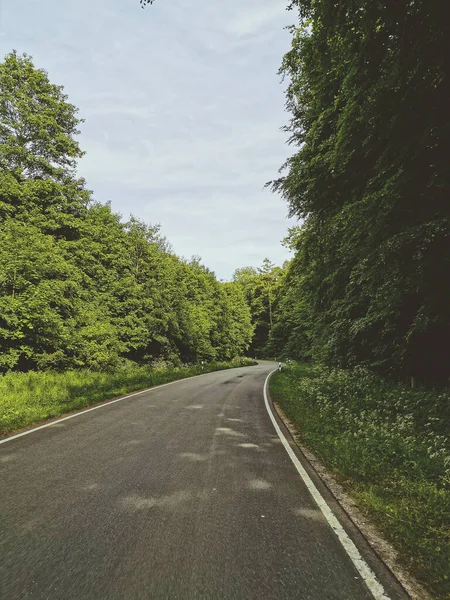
[263,370,391,600]
[0,370,224,446]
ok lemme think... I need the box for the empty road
[0,362,407,599]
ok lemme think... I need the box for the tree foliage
[0,52,253,372]
[269,0,450,385]
[233,259,286,357]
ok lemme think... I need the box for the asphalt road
[1,362,407,599]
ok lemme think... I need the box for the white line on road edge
[263,370,391,600]
[0,369,225,446]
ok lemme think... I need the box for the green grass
[271,363,450,600]
[0,357,256,436]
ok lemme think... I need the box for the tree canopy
[233,259,287,358]
[0,52,253,372]
[267,0,450,385]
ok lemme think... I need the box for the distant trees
[233,259,286,357]
[268,0,450,385]
[0,52,253,372]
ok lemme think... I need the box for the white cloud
[224,4,290,37]
[0,0,296,279]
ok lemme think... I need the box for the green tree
[270,1,450,385]
[217,282,254,360]
[0,51,84,178]
[0,52,102,371]
[0,51,256,372]
[0,222,79,371]
[0,51,90,240]
[233,259,286,357]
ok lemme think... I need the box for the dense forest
[232,259,287,358]
[1,0,449,388]
[0,52,253,373]
[266,0,449,387]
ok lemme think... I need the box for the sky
[0,0,297,280]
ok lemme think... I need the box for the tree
[217,282,254,360]
[233,260,286,357]
[0,52,90,240]
[270,0,450,384]
[0,51,254,372]
[0,222,77,371]
[0,51,84,178]
[0,52,101,371]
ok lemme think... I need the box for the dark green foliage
[269,1,450,385]
[271,364,450,599]
[267,9,450,594]
[0,52,253,372]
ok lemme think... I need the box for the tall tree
[0,51,90,240]
[270,0,450,384]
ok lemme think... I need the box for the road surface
[1,362,407,599]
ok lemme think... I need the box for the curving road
[0,362,407,599]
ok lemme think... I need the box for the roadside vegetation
[0,52,256,375]
[0,357,256,436]
[262,5,449,596]
[0,52,254,373]
[271,363,450,599]
[267,0,448,388]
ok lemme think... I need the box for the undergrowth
[270,363,450,599]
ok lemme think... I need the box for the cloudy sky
[0,0,296,279]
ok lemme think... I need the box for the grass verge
[270,363,450,600]
[0,357,256,436]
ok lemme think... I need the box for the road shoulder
[264,370,417,600]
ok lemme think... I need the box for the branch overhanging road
[0,362,408,600]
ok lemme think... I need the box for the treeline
[267,0,449,386]
[232,259,286,357]
[0,52,253,373]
